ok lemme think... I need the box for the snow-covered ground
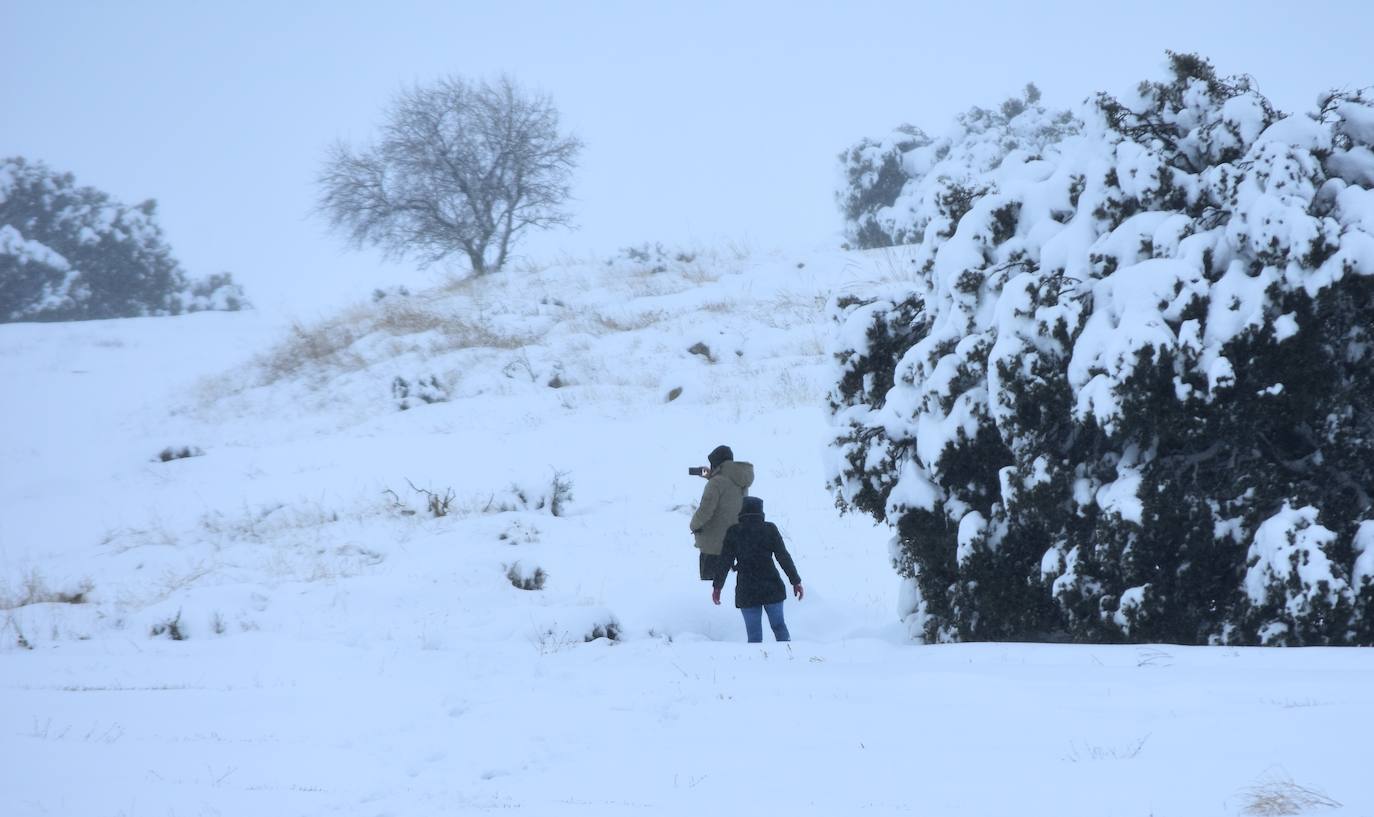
[2,250,1371,816]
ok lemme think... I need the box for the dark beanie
[740,496,764,517]
[708,445,734,468]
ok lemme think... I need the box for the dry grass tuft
[1059,733,1150,763]
[769,367,823,407]
[766,290,828,326]
[1239,770,1341,816]
[255,318,365,385]
[372,300,453,335]
[250,293,538,387]
[591,309,669,333]
[0,571,94,610]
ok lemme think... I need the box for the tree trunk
[467,248,487,275]
[495,209,516,271]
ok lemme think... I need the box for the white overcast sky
[3,1,1370,314]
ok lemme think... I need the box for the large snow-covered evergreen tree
[0,157,247,322]
[828,53,1374,646]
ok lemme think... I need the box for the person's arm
[770,525,803,599]
[689,479,719,534]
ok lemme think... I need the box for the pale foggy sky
[3,1,1370,315]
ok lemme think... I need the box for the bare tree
[317,74,582,275]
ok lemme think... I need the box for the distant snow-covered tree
[0,157,247,323]
[829,53,1374,646]
[838,84,1077,250]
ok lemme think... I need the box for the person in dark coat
[711,496,803,642]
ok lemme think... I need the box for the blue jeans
[740,602,789,643]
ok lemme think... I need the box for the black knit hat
[740,496,764,517]
[708,445,734,468]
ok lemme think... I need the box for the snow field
[2,250,1371,815]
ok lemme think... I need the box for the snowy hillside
[2,249,1372,816]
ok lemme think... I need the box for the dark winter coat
[713,501,801,609]
[689,460,755,555]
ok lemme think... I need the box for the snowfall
[2,249,1371,817]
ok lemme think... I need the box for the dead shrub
[393,374,450,410]
[150,610,187,641]
[1239,770,1341,816]
[1,572,94,610]
[549,470,574,517]
[505,562,547,591]
[156,445,204,462]
[585,618,621,642]
[405,479,455,517]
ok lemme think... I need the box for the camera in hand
[688,466,707,477]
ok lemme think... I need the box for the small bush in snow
[392,374,450,410]
[150,610,186,641]
[610,243,696,274]
[1,572,94,609]
[829,52,1374,646]
[498,520,540,544]
[185,272,248,312]
[383,473,574,519]
[406,479,455,517]
[505,562,547,591]
[484,471,574,517]
[6,616,33,650]
[549,470,574,517]
[156,445,204,463]
[502,349,568,388]
[382,488,419,517]
[584,617,621,642]
[534,627,576,654]
[371,285,411,302]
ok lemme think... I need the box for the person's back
[712,496,803,642]
[690,445,755,580]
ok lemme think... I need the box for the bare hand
[711,587,721,605]
[793,584,804,601]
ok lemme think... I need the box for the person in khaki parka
[689,445,755,580]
